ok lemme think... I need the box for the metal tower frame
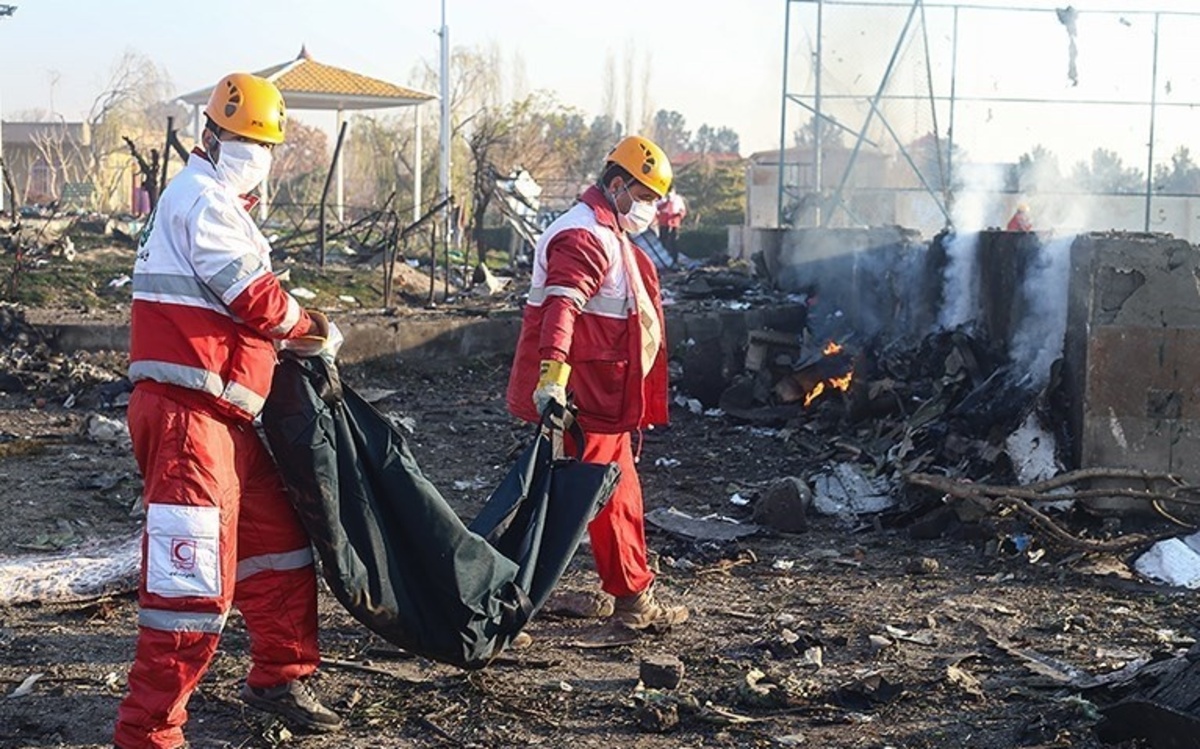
[778,0,1200,231]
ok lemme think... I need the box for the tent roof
[179,46,435,111]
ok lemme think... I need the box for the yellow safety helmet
[605,135,673,198]
[204,73,287,145]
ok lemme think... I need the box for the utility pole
[0,4,16,214]
[438,0,452,288]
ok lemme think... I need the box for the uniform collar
[188,147,259,212]
[581,185,621,233]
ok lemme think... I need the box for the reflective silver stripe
[221,380,266,415]
[130,360,224,396]
[133,272,225,308]
[138,608,227,633]
[236,548,314,582]
[129,360,265,415]
[582,294,631,317]
[544,285,588,307]
[526,285,629,317]
[209,253,264,299]
[270,295,302,336]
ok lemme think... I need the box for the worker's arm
[536,229,612,361]
[189,195,317,340]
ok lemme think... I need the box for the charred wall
[1065,233,1200,486]
[763,227,938,342]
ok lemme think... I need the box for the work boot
[614,584,689,633]
[544,589,615,619]
[239,679,344,733]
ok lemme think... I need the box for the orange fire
[803,341,854,408]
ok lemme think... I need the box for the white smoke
[938,231,979,330]
[1009,234,1074,388]
[937,163,1011,330]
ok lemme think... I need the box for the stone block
[639,654,685,690]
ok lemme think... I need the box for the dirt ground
[0,341,1181,749]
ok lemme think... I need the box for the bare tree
[622,40,635,135]
[272,119,330,206]
[26,123,83,203]
[601,51,617,124]
[639,50,654,138]
[73,51,183,211]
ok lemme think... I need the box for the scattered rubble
[751,476,811,532]
[644,507,760,542]
[0,303,128,405]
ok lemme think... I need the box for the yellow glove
[532,360,570,415]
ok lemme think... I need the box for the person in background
[655,185,688,262]
[1007,202,1033,231]
[506,135,689,633]
[114,72,343,749]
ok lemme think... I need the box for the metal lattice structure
[778,0,1200,237]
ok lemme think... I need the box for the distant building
[746,145,892,228]
[2,120,92,206]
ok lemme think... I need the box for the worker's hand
[280,310,344,365]
[304,309,330,339]
[532,360,570,416]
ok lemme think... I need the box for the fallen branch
[907,470,1200,508]
[905,471,1184,552]
[319,657,424,685]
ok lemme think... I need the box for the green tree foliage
[652,110,690,156]
[692,124,740,155]
[1153,146,1200,194]
[1072,148,1145,194]
[906,132,968,192]
[1016,145,1063,193]
[793,115,847,150]
[674,157,746,228]
[576,115,622,183]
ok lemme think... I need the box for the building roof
[178,46,435,111]
[749,145,888,165]
[671,151,744,168]
[1,121,90,147]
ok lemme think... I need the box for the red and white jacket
[507,186,669,434]
[129,150,316,422]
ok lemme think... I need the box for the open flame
[803,341,855,408]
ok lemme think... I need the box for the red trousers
[567,430,654,597]
[114,385,319,749]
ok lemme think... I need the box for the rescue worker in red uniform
[1007,203,1033,231]
[507,135,689,632]
[655,186,687,262]
[114,73,343,749]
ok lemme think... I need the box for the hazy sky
[1,0,1199,169]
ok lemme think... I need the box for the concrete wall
[1065,233,1200,489]
[759,226,937,342]
[40,305,808,393]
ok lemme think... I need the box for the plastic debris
[812,463,896,516]
[1134,534,1200,588]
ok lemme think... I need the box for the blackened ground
[0,352,1172,749]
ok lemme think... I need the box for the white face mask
[214,140,272,195]
[614,183,657,235]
